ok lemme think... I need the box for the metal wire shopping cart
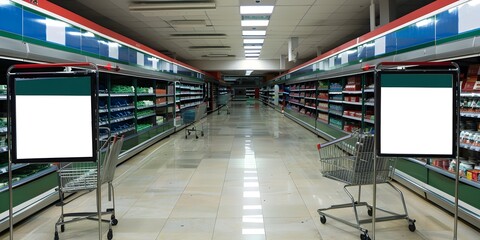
[217,93,231,115]
[316,132,415,240]
[183,102,207,139]
[54,129,124,240]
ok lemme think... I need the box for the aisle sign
[375,72,457,158]
[9,74,97,163]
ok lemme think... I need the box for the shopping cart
[54,128,124,240]
[183,102,207,139]
[217,93,231,115]
[316,132,415,240]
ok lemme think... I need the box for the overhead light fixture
[244,45,262,50]
[242,30,266,36]
[246,57,259,60]
[241,20,269,27]
[190,46,231,50]
[240,6,274,14]
[129,2,216,11]
[244,39,264,44]
[245,53,260,57]
[245,50,261,53]
[245,70,253,76]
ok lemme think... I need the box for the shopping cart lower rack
[183,102,207,139]
[54,129,124,240]
[316,132,415,240]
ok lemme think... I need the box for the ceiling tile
[270,6,310,20]
[276,0,315,5]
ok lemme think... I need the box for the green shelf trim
[381,73,453,88]
[15,76,91,96]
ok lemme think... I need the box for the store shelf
[317,98,329,102]
[460,143,480,152]
[329,91,343,95]
[136,93,155,96]
[0,163,28,174]
[317,108,329,113]
[304,105,316,110]
[343,101,362,105]
[156,94,174,97]
[98,108,108,113]
[329,111,343,117]
[343,90,362,94]
[343,115,362,122]
[99,121,109,126]
[110,93,135,97]
[156,102,172,107]
[137,113,156,120]
[289,101,303,107]
[364,88,375,93]
[113,126,135,135]
[110,115,135,124]
[99,93,109,97]
[365,102,375,106]
[461,92,480,97]
[110,106,135,112]
[460,112,480,118]
[0,146,7,153]
[329,100,343,104]
[0,127,6,134]
[304,97,316,100]
[317,88,329,91]
[304,88,316,91]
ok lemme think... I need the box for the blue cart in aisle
[183,102,207,139]
[217,93,231,115]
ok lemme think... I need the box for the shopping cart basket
[217,93,231,115]
[316,132,415,240]
[54,129,124,240]
[183,102,207,139]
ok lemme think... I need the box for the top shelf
[461,92,480,97]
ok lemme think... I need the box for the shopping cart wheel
[60,224,65,232]
[367,207,373,217]
[107,229,113,240]
[111,216,118,226]
[201,131,204,136]
[360,233,371,240]
[408,220,416,232]
[196,135,199,139]
[320,215,326,224]
[54,231,59,240]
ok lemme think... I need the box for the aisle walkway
[2,101,478,240]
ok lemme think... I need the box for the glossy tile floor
[2,101,479,240]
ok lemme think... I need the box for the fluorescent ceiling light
[244,39,264,44]
[241,20,269,27]
[242,30,266,36]
[129,2,216,11]
[244,45,262,49]
[240,6,274,14]
[246,70,253,76]
[245,50,261,53]
[245,53,260,57]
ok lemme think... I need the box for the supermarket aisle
[2,101,479,240]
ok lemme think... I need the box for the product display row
[271,75,374,134]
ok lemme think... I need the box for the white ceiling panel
[305,5,340,15]
[276,0,315,5]
[270,6,311,20]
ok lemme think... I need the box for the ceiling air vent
[170,33,226,39]
[189,46,231,50]
[202,54,235,58]
[170,20,207,27]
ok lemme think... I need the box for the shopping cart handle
[317,144,321,150]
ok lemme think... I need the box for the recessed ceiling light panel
[244,39,264,44]
[241,20,269,27]
[242,30,266,36]
[240,6,274,14]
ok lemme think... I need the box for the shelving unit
[246,88,256,98]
